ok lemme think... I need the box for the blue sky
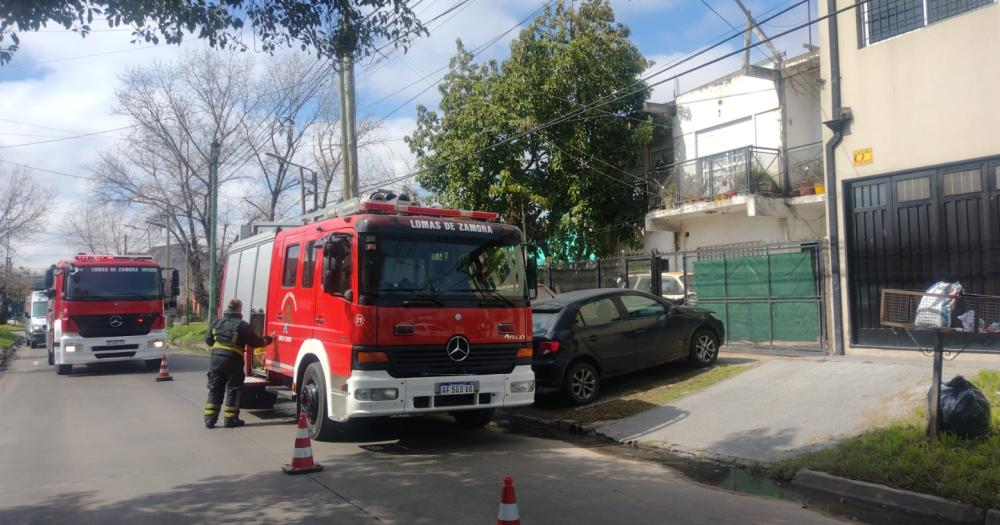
[0,0,816,267]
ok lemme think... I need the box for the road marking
[33,361,39,366]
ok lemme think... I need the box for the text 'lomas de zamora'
[408,219,496,234]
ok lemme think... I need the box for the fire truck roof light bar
[73,254,155,261]
[321,197,499,222]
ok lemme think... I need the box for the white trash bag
[914,281,962,328]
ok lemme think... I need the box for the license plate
[106,339,125,346]
[436,382,477,395]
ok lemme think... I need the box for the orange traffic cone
[155,354,173,382]
[282,412,324,475]
[497,476,521,525]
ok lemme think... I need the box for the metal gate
[847,156,1000,348]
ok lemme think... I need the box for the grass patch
[167,322,208,354]
[528,362,752,425]
[773,369,1000,509]
[0,324,20,350]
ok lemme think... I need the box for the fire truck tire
[144,359,162,371]
[452,408,494,428]
[56,364,72,375]
[299,362,337,441]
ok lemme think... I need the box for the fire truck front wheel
[299,362,337,441]
[144,359,162,371]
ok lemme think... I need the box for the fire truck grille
[385,345,518,378]
[72,314,157,338]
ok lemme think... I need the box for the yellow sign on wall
[853,147,873,166]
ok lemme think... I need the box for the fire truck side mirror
[44,266,55,289]
[170,269,180,297]
[46,288,56,299]
[525,245,539,300]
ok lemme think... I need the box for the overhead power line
[364,0,856,191]
[0,158,90,180]
[0,125,135,149]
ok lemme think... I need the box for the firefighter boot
[223,405,244,428]
[204,404,221,429]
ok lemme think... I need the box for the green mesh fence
[694,251,819,343]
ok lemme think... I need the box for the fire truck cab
[222,192,538,440]
[45,254,179,375]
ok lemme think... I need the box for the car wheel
[299,362,337,441]
[56,364,72,375]
[453,408,494,428]
[562,361,600,405]
[688,329,719,367]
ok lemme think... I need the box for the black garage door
[847,156,1000,348]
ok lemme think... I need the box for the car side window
[282,244,300,288]
[662,277,683,295]
[620,295,665,319]
[577,298,621,326]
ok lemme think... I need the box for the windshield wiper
[450,287,516,307]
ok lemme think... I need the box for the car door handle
[275,314,283,321]
[315,316,324,325]
[635,328,648,334]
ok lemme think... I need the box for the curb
[792,469,986,524]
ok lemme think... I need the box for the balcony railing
[649,142,824,211]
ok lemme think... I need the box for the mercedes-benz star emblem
[109,315,124,328]
[446,335,471,362]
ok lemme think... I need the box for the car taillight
[538,341,560,355]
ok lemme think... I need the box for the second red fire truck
[221,191,537,440]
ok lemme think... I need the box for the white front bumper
[335,365,535,421]
[54,331,168,365]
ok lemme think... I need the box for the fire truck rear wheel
[56,364,72,375]
[299,362,337,441]
[452,408,494,428]
[144,359,162,371]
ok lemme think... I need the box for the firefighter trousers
[204,349,245,425]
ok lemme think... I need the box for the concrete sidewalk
[597,355,1000,463]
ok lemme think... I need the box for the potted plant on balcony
[751,167,776,196]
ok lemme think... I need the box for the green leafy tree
[0,1,426,65]
[407,0,655,260]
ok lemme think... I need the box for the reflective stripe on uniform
[212,342,243,354]
[204,403,220,416]
[224,406,239,416]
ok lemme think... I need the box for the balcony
[649,143,824,212]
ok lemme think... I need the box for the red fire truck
[44,254,180,375]
[221,191,537,440]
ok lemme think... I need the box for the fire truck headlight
[149,340,165,349]
[355,388,398,401]
[64,344,78,353]
[509,380,535,393]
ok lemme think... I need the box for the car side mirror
[46,288,55,299]
[45,266,55,289]
[170,269,180,297]
[322,264,341,295]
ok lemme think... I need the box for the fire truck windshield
[360,232,527,307]
[65,266,162,301]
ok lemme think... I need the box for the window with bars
[859,0,996,46]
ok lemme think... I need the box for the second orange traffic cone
[282,412,324,475]
[497,476,521,525]
[154,354,173,382]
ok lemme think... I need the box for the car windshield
[30,301,47,317]
[532,311,560,334]
[65,266,162,301]
[360,231,527,307]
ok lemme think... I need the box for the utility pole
[338,12,359,201]
[208,140,220,322]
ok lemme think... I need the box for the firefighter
[203,298,272,429]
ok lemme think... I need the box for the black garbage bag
[927,375,992,439]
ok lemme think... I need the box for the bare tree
[59,202,149,255]
[91,49,255,312]
[241,55,337,221]
[0,163,54,244]
[311,117,387,207]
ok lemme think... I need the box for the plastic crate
[880,289,1000,334]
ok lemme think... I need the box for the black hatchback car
[531,289,725,405]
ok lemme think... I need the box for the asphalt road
[0,343,849,525]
